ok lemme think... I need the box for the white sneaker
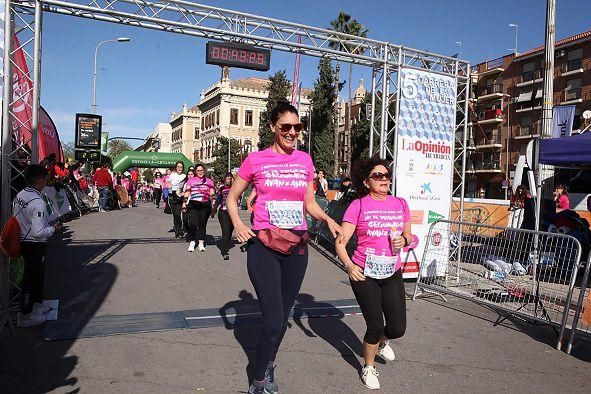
[378,340,395,361]
[188,241,195,252]
[361,365,380,390]
[17,310,46,328]
[198,243,206,252]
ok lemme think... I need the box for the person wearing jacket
[94,163,113,212]
[12,164,62,327]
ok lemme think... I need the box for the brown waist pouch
[256,228,309,256]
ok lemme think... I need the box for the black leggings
[218,209,234,254]
[247,238,308,381]
[169,195,183,236]
[350,268,406,345]
[20,242,46,314]
[153,188,162,206]
[187,201,211,242]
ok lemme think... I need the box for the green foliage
[142,168,154,183]
[310,58,336,177]
[258,70,291,150]
[107,139,133,159]
[211,136,246,181]
[62,141,75,161]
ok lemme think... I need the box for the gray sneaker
[264,365,278,394]
[248,382,266,394]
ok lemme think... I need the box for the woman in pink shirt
[553,184,570,212]
[182,164,214,252]
[335,157,412,390]
[226,101,342,394]
[153,171,163,208]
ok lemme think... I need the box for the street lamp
[92,37,131,114]
[508,24,518,54]
[455,41,462,59]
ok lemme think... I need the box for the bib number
[364,254,397,279]
[190,192,203,201]
[266,200,303,229]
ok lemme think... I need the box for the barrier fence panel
[566,261,591,354]
[413,219,583,350]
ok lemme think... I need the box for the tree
[211,136,246,181]
[107,139,133,159]
[351,93,372,163]
[310,58,337,177]
[62,141,75,162]
[329,12,369,173]
[258,70,291,150]
[142,168,154,183]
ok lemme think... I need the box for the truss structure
[0,0,470,331]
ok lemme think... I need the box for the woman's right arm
[227,175,256,242]
[335,221,365,281]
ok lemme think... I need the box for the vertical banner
[551,105,576,138]
[395,68,457,278]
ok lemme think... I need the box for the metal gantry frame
[0,0,470,329]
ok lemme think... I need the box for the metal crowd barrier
[413,219,583,351]
[566,261,591,354]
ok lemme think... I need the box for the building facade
[335,79,367,175]
[170,103,201,162]
[464,29,591,199]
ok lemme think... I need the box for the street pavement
[1,204,590,393]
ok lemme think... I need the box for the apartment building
[464,29,591,199]
[335,79,367,175]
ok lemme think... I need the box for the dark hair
[351,157,392,198]
[556,183,568,195]
[155,171,162,177]
[174,161,184,170]
[24,164,49,186]
[270,101,298,124]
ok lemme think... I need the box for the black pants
[247,238,308,381]
[350,268,406,345]
[20,241,46,314]
[218,209,234,254]
[153,188,162,207]
[187,201,211,242]
[169,195,184,236]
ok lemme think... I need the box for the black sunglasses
[368,172,391,181]
[276,123,303,133]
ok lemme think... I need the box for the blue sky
[40,0,590,145]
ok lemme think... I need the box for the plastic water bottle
[389,229,402,255]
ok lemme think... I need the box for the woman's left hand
[326,218,344,243]
[392,236,406,249]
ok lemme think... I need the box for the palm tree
[107,139,133,159]
[329,12,368,174]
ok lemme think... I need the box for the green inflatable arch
[112,151,192,173]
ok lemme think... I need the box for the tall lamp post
[92,37,131,114]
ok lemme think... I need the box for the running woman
[216,173,234,260]
[335,157,412,390]
[182,168,195,241]
[182,164,214,252]
[168,161,187,238]
[162,168,171,206]
[226,101,343,394]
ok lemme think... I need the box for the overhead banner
[551,105,576,138]
[395,68,457,278]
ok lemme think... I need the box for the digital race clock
[205,41,271,71]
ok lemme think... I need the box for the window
[230,108,239,125]
[194,126,200,140]
[565,49,583,72]
[522,61,537,82]
[565,78,582,100]
[201,118,204,130]
[216,109,220,126]
[245,110,253,126]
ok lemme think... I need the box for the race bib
[190,192,203,201]
[364,254,397,279]
[266,200,304,229]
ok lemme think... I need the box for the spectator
[94,163,113,212]
[315,170,328,198]
[553,184,570,212]
[12,164,62,327]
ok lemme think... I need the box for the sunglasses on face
[368,172,391,181]
[276,123,303,133]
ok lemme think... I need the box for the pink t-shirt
[185,177,214,203]
[557,194,570,209]
[154,178,163,189]
[342,195,410,271]
[237,148,314,231]
[218,185,232,210]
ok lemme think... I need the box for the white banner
[551,105,576,138]
[395,68,457,278]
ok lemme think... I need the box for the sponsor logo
[431,231,442,246]
[420,182,432,194]
[401,138,452,160]
[425,163,444,175]
[428,210,445,223]
[410,210,424,225]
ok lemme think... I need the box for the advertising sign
[75,113,102,149]
[395,68,457,278]
[551,105,576,138]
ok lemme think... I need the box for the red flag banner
[39,106,64,161]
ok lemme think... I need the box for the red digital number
[240,50,247,63]
[249,52,256,64]
[257,53,265,65]
[231,49,239,61]
[221,48,229,60]
[212,47,220,59]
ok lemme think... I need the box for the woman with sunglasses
[153,171,163,208]
[216,172,235,260]
[182,164,215,252]
[168,161,187,238]
[226,101,343,394]
[335,157,412,390]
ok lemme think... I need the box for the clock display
[206,41,271,71]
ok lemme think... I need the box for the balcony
[515,124,540,139]
[478,83,504,102]
[480,57,504,76]
[473,108,503,125]
[455,131,476,150]
[561,58,584,76]
[562,88,582,104]
[473,160,502,172]
[516,70,543,87]
[475,133,502,148]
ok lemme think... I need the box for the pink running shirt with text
[342,195,410,271]
[185,177,214,203]
[237,148,314,231]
